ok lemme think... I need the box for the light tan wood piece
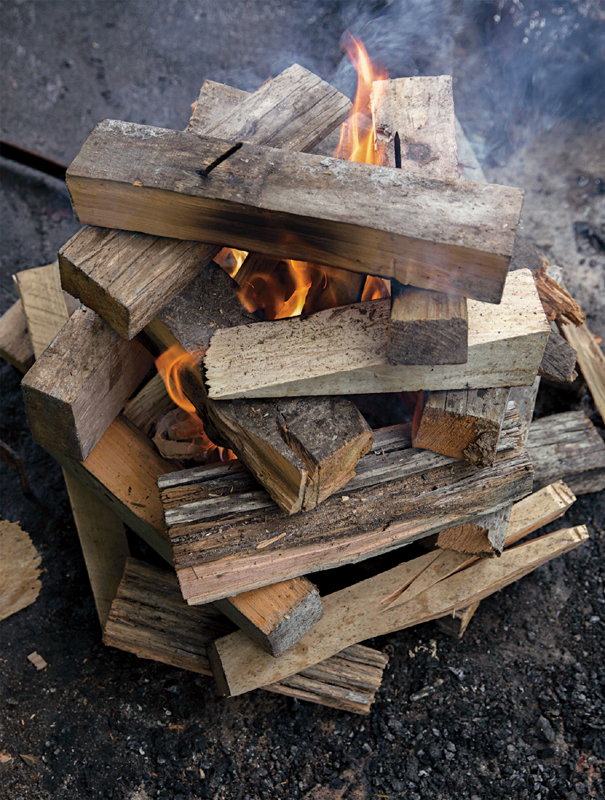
[13,263,75,358]
[123,372,173,436]
[63,471,130,628]
[215,577,323,657]
[0,519,42,621]
[561,321,605,424]
[22,307,154,460]
[159,421,532,605]
[66,121,524,305]
[412,388,511,468]
[533,265,586,326]
[203,270,550,399]
[104,559,388,714]
[60,65,351,339]
[0,300,34,373]
[208,526,588,696]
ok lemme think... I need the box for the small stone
[537,716,555,743]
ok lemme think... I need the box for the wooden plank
[202,269,550,398]
[0,299,34,373]
[527,410,605,495]
[561,321,605,424]
[63,471,130,628]
[539,323,578,382]
[22,306,154,460]
[60,65,351,339]
[103,558,387,714]
[150,260,373,515]
[160,422,532,605]
[215,577,323,657]
[0,520,41,621]
[65,121,524,305]
[373,77,468,366]
[208,526,588,696]
[412,388,511,467]
[123,372,173,436]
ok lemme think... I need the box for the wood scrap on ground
[0,519,42,621]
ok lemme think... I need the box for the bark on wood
[215,578,323,657]
[203,270,550,399]
[103,558,387,714]
[0,520,41,622]
[539,323,578,382]
[22,306,154,461]
[561,321,605,425]
[412,388,511,468]
[66,121,524,305]
[148,260,373,515]
[208,526,588,696]
[60,65,350,339]
[63,470,130,628]
[159,423,532,605]
[527,410,605,495]
[0,299,34,373]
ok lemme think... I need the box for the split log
[148,260,373,515]
[412,388,511,468]
[0,299,34,373]
[214,578,323,658]
[202,269,550,399]
[159,420,532,605]
[539,323,578,382]
[208,526,588,696]
[60,65,351,339]
[373,77,468,365]
[561,321,605,424]
[103,558,388,714]
[527,410,605,495]
[437,480,576,637]
[66,121,524,305]
[22,306,154,461]
[0,520,41,621]
[123,372,173,436]
[533,265,586,326]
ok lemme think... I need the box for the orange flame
[215,247,248,278]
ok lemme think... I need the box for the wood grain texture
[412,388,511,467]
[61,65,350,339]
[203,270,550,399]
[66,121,524,304]
[208,526,588,696]
[160,422,532,605]
[0,299,34,373]
[215,577,323,657]
[103,558,387,714]
[123,372,173,436]
[561,321,605,424]
[527,410,605,495]
[63,470,130,628]
[22,306,154,460]
[0,519,41,622]
[539,323,578,382]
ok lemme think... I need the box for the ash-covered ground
[1,2,604,799]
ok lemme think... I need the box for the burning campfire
[6,33,604,715]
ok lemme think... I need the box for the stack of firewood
[2,64,605,714]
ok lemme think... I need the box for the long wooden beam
[202,269,550,399]
[65,123,524,304]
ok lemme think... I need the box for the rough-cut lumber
[22,307,154,461]
[148,260,373,515]
[60,65,351,339]
[208,526,588,696]
[52,415,177,564]
[373,77,468,365]
[66,120,524,305]
[160,420,532,605]
[63,470,130,628]
[388,286,468,365]
[527,410,605,495]
[123,372,173,436]
[104,558,387,714]
[539,323,578,382]
[533,265,586,326]
[0,520,42,621]
[509,379,541,442]
[561,321,605,424]
[436,481,576,636]
[13,263,78,358]
[203,269,550,399]
[0,299,34,373]
[215,578,323,657]
[412,388,511,468]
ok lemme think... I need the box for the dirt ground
[1,2,604,799]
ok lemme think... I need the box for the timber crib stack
[3,64,605,715]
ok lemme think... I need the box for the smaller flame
[273,261,312,319]
[155,344,199,415]
[361,276,391,301]
[215,247,249,278]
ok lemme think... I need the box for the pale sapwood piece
[0,520,41,622]
[561,321,605,425]
[0,299,34,373]
[123,372,173,437]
